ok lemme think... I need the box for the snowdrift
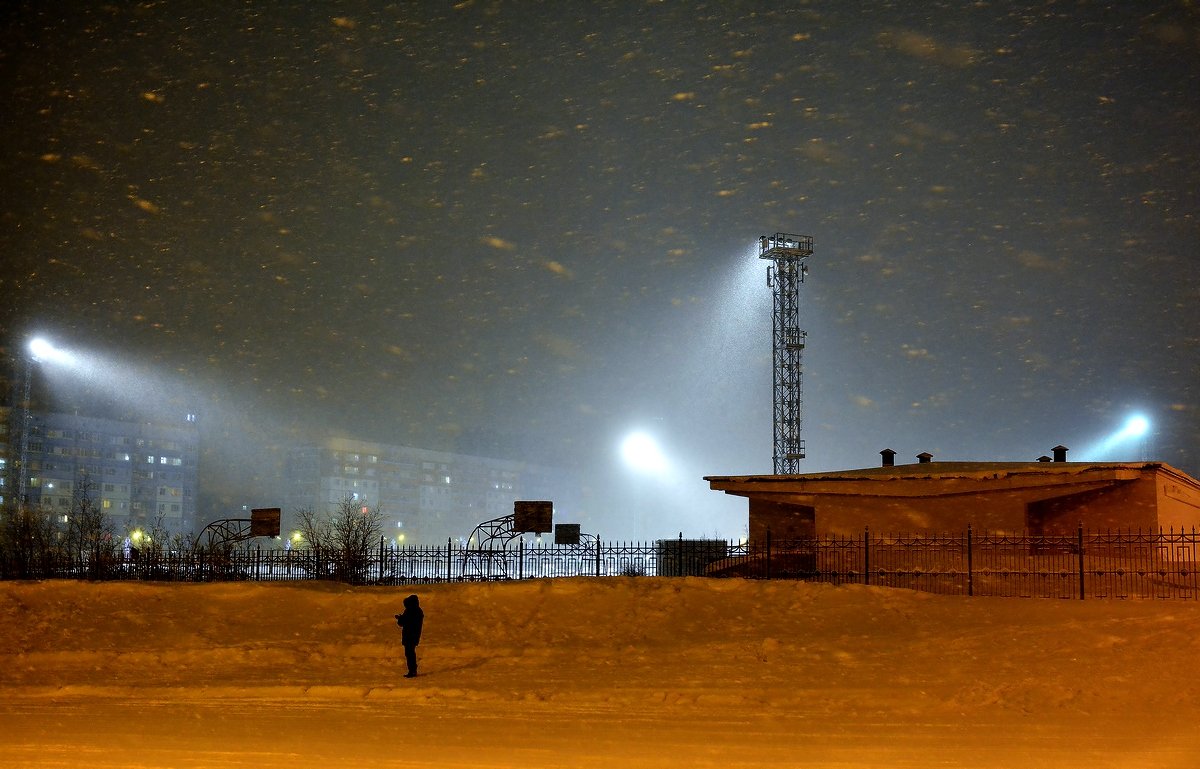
[2,578,1199,768]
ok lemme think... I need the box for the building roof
[705,461,1200,499]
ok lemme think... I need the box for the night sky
[3,2,1197,537]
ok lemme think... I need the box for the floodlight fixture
[1079,412,1154,461]
[620,431,668,475]
[28,336,75,366]
[1121,415,1150,439]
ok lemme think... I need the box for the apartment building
[11,410,200,536]
[283,437,578,545]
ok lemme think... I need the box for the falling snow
[1,2,1197,537]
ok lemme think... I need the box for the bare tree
[0,501,60,578]
[295,496,385,584]
[132,513,201,580]
[64,473,118,578]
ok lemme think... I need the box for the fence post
[678,531,684,577]
[1077,523,1085,600]
[863,527,870,585]
[595,536,601,578]
[446,537,452,582]
[519,537,525,580]
[966,525,973,597]
[255,545,261,581]
[378,535,385,582]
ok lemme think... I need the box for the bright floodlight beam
[28,336,74,366]
[620,431,668,475]
[1081,413,1152,461]
[1121,415,1150,439]
[29,337,54,359]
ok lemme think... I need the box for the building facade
[9,410,200,536]
[282,437,578,545]
[707,452,1200,541]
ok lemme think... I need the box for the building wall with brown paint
[711,463,1200,541]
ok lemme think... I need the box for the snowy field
[2,578,1198,768]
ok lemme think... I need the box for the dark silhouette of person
[395,594,424,678]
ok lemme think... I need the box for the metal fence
[2,527,1197,599]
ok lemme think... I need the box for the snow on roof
[707,461,1200,488]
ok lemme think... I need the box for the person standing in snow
[395,594,424,678]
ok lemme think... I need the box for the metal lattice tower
[758,233,813,474]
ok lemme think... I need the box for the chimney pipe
[880,448,896,467]
[917,452,933,464]
[1052,445,1068,462]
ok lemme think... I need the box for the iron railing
[2,527,1196,599]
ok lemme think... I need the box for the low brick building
[706,449,1200,541]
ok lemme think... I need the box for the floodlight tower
[15,353,34,511]
[16,337,72,511]
[16,342,40,512]
[758,233,813,475]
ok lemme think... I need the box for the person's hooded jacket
[397,594,424,646]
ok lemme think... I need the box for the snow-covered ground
[2,578,1198,768]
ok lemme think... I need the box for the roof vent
[880,448,896,467]
[1037,455,1052,463]
[917,452,933,464]
[1052,445,1068,462]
